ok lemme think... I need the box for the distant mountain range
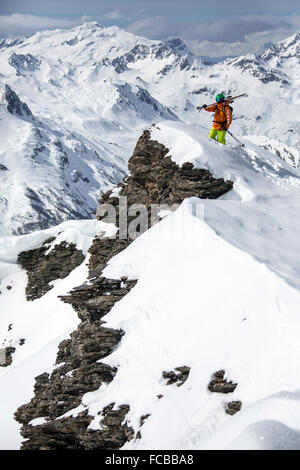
[0,22,299,234]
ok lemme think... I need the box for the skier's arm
[204,105,217,112]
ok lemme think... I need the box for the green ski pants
[208,128,227,145]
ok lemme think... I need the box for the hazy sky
[1,0,299,56]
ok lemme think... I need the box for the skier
[202,93,232,145]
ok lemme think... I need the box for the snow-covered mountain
[1,23,300,450]
[0,22,299,235]
[1,120,300,449]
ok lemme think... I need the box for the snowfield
[1,22,300,450]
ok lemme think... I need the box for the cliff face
[14,130,233,449]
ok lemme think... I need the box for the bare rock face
[225,400,242,415]
[18,238,85,301]
[208,370,238,394]
[15,320,131,450]
[59,275,137,323]
[15,129,234,450]
[3,84,34,119]
[163,366,190,386]
[127,129,233,203]
[15,232,136,450]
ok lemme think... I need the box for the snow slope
[0,219,115,449]
[57,121,300,450]
[1,22,300,235]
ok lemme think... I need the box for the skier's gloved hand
[202,104,207,108]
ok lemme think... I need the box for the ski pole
[226,129,245,147]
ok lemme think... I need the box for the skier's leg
[208,128,218,140]
[217,130,227,145]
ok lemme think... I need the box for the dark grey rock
[225,400,242,415]
[9,52,41,75]
[15,128,234,450]
[208,370,238,394]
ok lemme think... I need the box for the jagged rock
[19,402,133,450]
[97,130,233,234]
[227,57,288,84]
[208,370,238,394]
[0,346,16,367]
[3,84,34,118]
[18,239,85,300]
[163,366,190,386]
[15,237,136,449]
[8,52,41,75]
[225,401,242,415]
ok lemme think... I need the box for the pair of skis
[196,93,248,111]
[197,93,248,147]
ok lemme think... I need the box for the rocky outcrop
[0,346,16,367]
[59,276,137,323]
[208,370,238,394]
[9,52,41,75]
[225,401,242,415]
[162,366,190,386]
[98,129,233,216]
[15,236,136,449]
[3,84,34,119]
[15,319,130,449]
[208,371,242,416]
[15,128,234,449]
[18,238,85,301]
